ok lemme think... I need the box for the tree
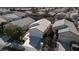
[4,23,25,43]
[65,17,73,22]
[42,26,55,50]
[31,7,37,13]
[46,17,54,23]
[0,22,6,33]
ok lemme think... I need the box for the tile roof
[30,18,51,32]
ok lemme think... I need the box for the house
[56,42,65,51]
[23,18,51,50]
[71,44,79,51]
[14,8,31,11]
[70,8,78,13]
[25,11,32,14]
[28,18,51,50]
[54,12,66,21]
[38,9,47,12]
[0,35,10,50]
[30,18,51,38]
[0,17,7,24]
[66,8,78,18]
[48,11,56,16]
[23,32,37,51]
[53,19,79,50]
[5,17,35,30]
[70,13,79,22]
[37,11,45,15]
[0,8,10,13]
[0,38,6,50]
[13,11,26,17]
[2,13,19,21]
[21,8,31,11]
[54,8,68,13]
[1,42,25,51]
